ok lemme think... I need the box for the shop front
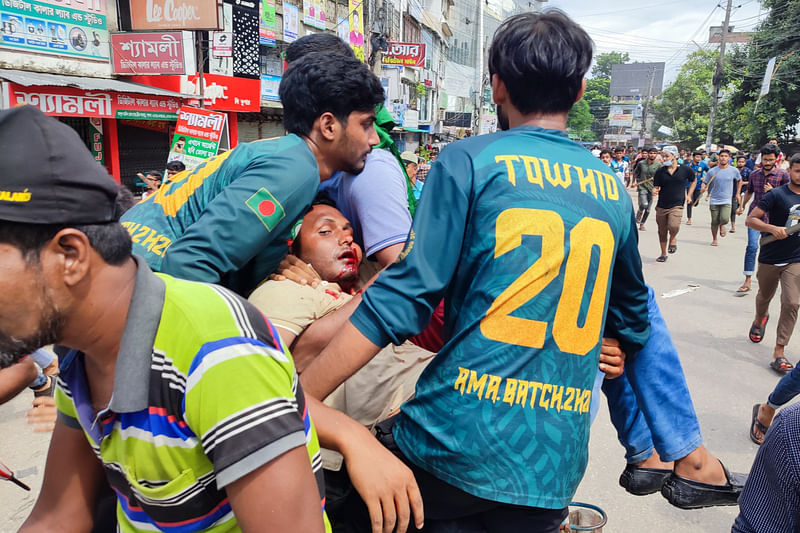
[0,69,189,191]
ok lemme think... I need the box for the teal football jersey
[351,126,650,508]
[120,134,319,295]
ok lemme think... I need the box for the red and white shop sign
[5,83,182,120]
[130,73,260,112]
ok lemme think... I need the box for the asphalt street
[0,191,792,532]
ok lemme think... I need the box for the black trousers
[326,416,568,533]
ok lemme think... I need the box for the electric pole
[705,0,733,153]
[639,65,655,143]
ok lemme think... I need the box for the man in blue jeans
[737,143,789,293]
[604,287,747,508]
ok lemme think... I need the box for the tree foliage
[653,50,727,149]
[725,0,800,149]
[592,51,631,79]
[567,98,595,141]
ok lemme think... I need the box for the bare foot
[686,220,692,225]
[673,447,728,486]
[711,241,719,246]
[752,403,776,443]
[720,226,727,237]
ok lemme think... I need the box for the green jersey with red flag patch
[120,134,318,295]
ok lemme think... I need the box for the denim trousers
[602,286,703,463]
[769,366,800,407]
[744,227,760,276]
[637,189,654,224]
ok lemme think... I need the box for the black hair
[279,52,385,137]
[760,143,781,157]
[613,147,624,152]
[718,149,731,156]
[166,160,186,172]
[0,192,132,265]
[790,153,800,168]
[488,10,592,115]
[285,33,354,64]
[146,170,162,178]
[692,150,703,156]
[644,145,657,152]
[599,149,611,157]
[736,154,747,161]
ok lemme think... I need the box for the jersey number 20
[480,208,614,356]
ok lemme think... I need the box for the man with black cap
[120,52,385,296]
[0,105,332,532]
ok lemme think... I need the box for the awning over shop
[0,69,191,120]
[0,69,194,98]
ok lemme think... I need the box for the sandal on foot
[750,404,769,445]
[736,285,751,293]
[656,255,667,262]
[749,315,769,343]
[720,226,727,237]
[770,356,793,374]
[668,244,677,254]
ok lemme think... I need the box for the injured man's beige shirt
[248,279,435,428]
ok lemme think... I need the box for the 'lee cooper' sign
[129,0,222,30]
[381,42,426,68]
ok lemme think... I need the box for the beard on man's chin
[497,105,510,131]
[0,311,65,370]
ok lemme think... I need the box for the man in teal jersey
[120,52,385,296]
[300,10,650,531]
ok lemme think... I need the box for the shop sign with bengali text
[7,83,182,119]
[258,0,275,46]
[129,0,221,30]
[111,32,184,74]
[260,74,279,102]
[0,0,109,60]
[381,42,425,68]
[167,106,226,169]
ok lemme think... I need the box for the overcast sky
[547,0,766,85]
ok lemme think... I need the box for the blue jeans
[602,286,703,463]
[768,366,800,408]
[744,227,760,276]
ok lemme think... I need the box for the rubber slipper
[720,226,727,237]
[750,404,769,445]
[656,255,667,262]
[668,244,677,254]
[711,242,719,246]
[749,315,769,343]
[770,356,793,374]
[730,228,736,233]
[736,285,751,293]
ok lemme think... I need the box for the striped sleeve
[54,377,82,430]
[182,335,306,489]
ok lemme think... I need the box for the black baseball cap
[0,105,119,225]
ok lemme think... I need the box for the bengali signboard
[6,83,182,119]
[129,0,221,30]
[260,73,279,102]
[111,32,184,75]
[347,0,363,60]
[167,106,226,169]
[0,0,109,60]
[258,0,274,45]
[282,2,296,42]
[130,72,260,112]
[302,0,323,29]
[381,42,425,68]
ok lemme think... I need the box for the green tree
[653,50,734,149]
[567,98,595,141]
[583,77,611,138]
[592,51,631,79]
[726,0,800,149]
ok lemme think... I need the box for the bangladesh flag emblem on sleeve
[245,187,286,232]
